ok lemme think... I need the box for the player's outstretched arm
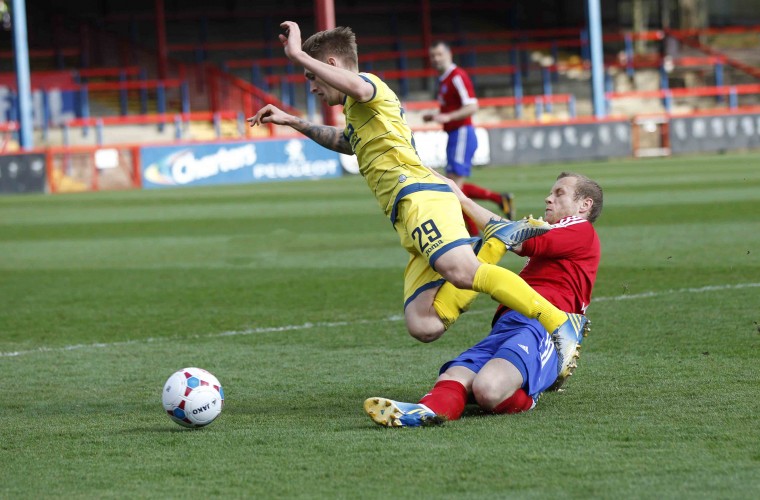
[434,102,479,124]
[247,104,353,155]
[432,170,500,230]
[294,119,353,155]
[279,21,374,103]
[460,193,502,230]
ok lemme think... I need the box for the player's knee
[406,322,444,343]
[404,300,446,343]
[446,272,473,289]
[436,264,476,289]
[472,376,510,411]
[435,253,480,289]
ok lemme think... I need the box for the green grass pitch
[1,152,759,498]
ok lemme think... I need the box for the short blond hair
[302,26,359,71]
[558,172,604,223]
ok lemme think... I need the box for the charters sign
[140,139,341,188]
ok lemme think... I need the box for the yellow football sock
[472,263,568,333]
[432,239,508,329]
[475,238,508,265]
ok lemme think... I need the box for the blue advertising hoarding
[140,139,342,189]
[0,88,77,126]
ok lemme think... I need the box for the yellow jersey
[342,73,447,220]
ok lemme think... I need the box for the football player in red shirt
[423,40,515,235]
[365,172,603,427]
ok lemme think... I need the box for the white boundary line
[2,282,758,358]
[592,282,760,302]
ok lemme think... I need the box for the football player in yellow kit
[247,22,586,379]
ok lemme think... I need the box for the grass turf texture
[1,153,759,498]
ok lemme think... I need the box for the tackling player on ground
[247,22,586,378]
[365,172,603,427]
[423,40,515,234]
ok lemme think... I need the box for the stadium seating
[1,2,759,150]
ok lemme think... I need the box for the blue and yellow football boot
[482,216,551,249]
[363,397,444,427]
[548,313,591,391]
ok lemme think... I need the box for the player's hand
[279,21,304,61]
[247,104,293,127]
[422,113,434,122]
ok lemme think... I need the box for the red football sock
[492,388,534,414]
[462,182,502,205]
[419,380,468,420]
[462,211,479,236]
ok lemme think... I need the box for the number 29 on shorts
[411,219,442,254]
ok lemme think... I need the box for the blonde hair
[302,26,359,71]
[558,171,604,223]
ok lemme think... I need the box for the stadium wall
[4,110,760,194]
[669,109,760,154]
[0,152,46,194]
[488,119,632,165]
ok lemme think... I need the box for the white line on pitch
[2,282,758,358]
[593,282,760,301]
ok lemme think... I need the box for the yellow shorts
[393,189,472,307]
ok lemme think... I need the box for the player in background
[365,172,603,427]
[423,40,515,235]
[247,22,587,379]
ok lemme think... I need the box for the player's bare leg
[404,221,571,342]
[404,286,447,343]
[471,359,525,411]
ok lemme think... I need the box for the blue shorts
[445,125,478,177]
[440,310,558,398]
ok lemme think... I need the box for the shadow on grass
[116,424,216,434]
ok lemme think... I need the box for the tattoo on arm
[294,119,353,155]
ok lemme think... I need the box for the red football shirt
[436,64,477,132]
[496,216,600,321]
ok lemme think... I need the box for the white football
[162,367,225,428]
